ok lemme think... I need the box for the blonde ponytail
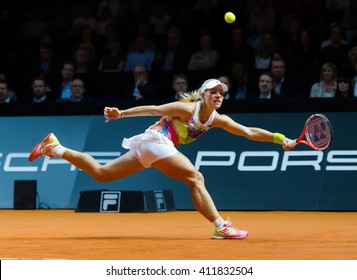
[178,90,201,102]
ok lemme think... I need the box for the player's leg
[62,148,145,182]
[152,152,248,239]
[153,151,218,222]
[28,132,145,182]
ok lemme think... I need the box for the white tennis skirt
[122,129,178,168]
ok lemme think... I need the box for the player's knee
[92,167,111,183]
[94,176,110,183]
[186,170,205,188]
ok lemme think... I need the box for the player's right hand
[104,107,121,122]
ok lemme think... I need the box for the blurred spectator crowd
[1,0,357,104]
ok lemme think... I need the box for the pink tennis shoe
[28,133,60,162]
[211,218,248,239]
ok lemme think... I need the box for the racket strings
[306,117,332,149]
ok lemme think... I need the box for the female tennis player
[29,78,297,239]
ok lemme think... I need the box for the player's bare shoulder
[178,101,197,120]
[212,112,233,127]
[159,100,196,120]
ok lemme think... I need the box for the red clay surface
[1,210,357,260]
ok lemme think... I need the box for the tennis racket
[294,114,333,150]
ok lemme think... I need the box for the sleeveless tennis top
[149,101,216,146]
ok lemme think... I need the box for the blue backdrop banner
[0,112,356,210]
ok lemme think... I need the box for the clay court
[1,210,357,260]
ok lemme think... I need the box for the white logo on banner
[194,150,357,171]
[100,191,121,212]
[1,151,357,172]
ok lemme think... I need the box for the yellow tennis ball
[224,12,236,24]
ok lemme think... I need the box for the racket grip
[287,139,298,148]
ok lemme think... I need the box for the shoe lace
[225,217,232,226]
[215,217,236,234]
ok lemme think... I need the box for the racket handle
[291,139,299,148]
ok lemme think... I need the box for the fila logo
[100,191,121,212]
[154,190,167,212]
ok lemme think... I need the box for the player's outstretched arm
[213,114,296,149]
[104,102,193,123]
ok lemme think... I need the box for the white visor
[200,79,228,93]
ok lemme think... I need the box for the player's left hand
[282,137,297,150]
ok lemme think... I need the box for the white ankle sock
[213,217,225,229]
[53,145,66,158]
